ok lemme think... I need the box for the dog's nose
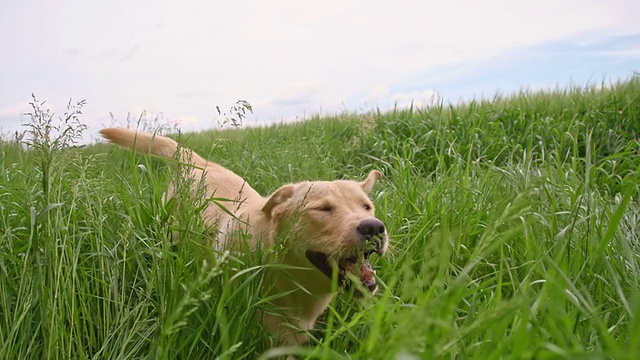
[357,218,386,240]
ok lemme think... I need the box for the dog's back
[100,128,265,243]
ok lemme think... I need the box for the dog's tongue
[360,262,377,292]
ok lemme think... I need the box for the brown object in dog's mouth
[305,250,378,293]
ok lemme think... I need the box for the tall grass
[1,76,639,359]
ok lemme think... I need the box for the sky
[1,1,639,143]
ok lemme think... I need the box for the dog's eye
[364,204,372,211]
[317,205,333,212]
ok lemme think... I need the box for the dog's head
[261,170,388,293]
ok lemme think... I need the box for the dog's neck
[268,250,335,331]
[279,250,334,295]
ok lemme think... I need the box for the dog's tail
[99,128,207,166]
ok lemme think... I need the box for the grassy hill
[1,76,639,359]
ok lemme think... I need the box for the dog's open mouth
[305,250,378,293]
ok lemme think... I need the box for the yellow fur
[100,128,388,345]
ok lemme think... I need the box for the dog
[99,128,389,346]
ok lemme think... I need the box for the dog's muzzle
[357,218,387,255]
[306,218,388,294]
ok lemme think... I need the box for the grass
[1,76,639,359]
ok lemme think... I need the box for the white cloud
[599,49,640,58]
[0,102,30,118]
[0,102,30,136]
[364,84,390,104]
[0,0,638,140]
[390,90,440,110]
[362,86,440,111]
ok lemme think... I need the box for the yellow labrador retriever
[100,128,389,346]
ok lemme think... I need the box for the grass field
[1,76,639,359]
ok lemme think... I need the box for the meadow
[1,76,639,359]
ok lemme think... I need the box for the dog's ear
[360,170,382,194]
[262,184,296,216]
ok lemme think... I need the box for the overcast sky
[1,1,639,142]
